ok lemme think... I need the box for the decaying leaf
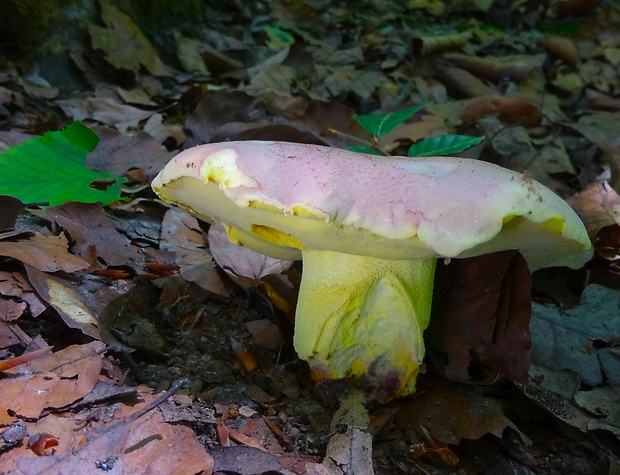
[531,284,620,387]
[26,267,101,339]
[397,377,526,445]
[0,341,105,424]
[429,251,532,384]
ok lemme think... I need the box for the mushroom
[152,141,592,399]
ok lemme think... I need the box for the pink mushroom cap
[152,141,591,271]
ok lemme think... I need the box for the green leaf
[0,121,126,207]
[263,25,295,51]
[353,105,425,137]
[346,146,384,155]
[408,134,484,157]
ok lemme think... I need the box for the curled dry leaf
[435,66,500,98]
[538,36,580,68]
[28,433,59,456]
[443,53,545,83]
[411,31,472,57]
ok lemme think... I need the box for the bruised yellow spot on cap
[251,224,305,249]
[291,204,327,219]
[247,200,326,219]
[541,216,566,236]
[200,149,257,188]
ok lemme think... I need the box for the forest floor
[0,1,619,474]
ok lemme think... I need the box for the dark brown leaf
[0,196,26,231]
[429,251,532,385]
[397,377,525,445]
[45,202,144,269]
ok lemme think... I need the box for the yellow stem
[294,249,436,398]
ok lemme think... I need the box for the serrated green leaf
[0,121,126,207]
[345,146,384,155]
[408,134,484,157]
[353,105,425,137]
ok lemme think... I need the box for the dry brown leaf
[9,380,211,475]
[208,221,294,283]
[436,65,500,98]
[26,267,101,339]
[185,90,259,145]
[247,64,297,96]
[238,417,285,454]
[87,125,173,180]
[378,113,448,152]
[143,113,187,147]
[88,3,172,77]
[397,377,525,445]
[0,195,26,231]
[0,341,104,424]
[175,32,210,75]
[459,96,542,127]
[0,299,27,321]
[246,319,285,351]
[202,43,246,76]
[0,232,90,273]
[567,181,620,238]
[160,208,227,296]
[0,320,33,348]
[122,408,214,475]
[0,346,52,371]
[553,0,600,17]
[56,97,155,134]
[443,53,545,82]
[429,251,532,385]
[538,36,580,67]
[45,202,144,269]
[0,271,47,317]
[0,85,23,108]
